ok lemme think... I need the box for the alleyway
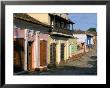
[19,45,97,75]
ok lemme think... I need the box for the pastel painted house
[86,33,94,48]
[92,32,97,45]
[13,13,52,73]
[73,31,89,53]
[28,13,76,67]
[68,38,77,58]
[47,13,75,66]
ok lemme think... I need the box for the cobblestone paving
[19,45,97,75]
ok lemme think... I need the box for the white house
[73,31,88,53]
[73,34,87,44]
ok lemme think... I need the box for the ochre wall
[28,13,49,25]
[47,36,69,64]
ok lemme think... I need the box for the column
[70,45,72,57]
[66,40,69,59]
[24,29,28,70]
[35,31,40,68]
[57,40,61,64]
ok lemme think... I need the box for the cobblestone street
[19,45,97,75]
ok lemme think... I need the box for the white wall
[73,34,87,44]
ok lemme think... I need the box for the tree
[87,28,96,32]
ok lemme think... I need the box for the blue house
[86,34,94,48]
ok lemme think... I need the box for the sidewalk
[62,45,97,68]
[19,45,97,75]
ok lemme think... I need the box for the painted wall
[29,30,49,69]
[28,13,69,26]
[13,27,25,38]
[73,34,94,46]
[14,18,50,34]
[68,38,77,58]
[93,36,97,44]
[14,18,50,71]
[28,13,49,25]
[47,36,69,64]
[47,36,58,64]
[73,34,87,44]
[87,36,94,45]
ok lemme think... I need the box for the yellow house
[28,13,76,67]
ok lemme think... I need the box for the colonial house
[27,13,77,67]
[87,32,97,45]
[73,30,88,54]
[68,38,77,58]
[86,33,94,48]
[92,32,97,45]
[13,13,52,73]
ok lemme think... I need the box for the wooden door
[61,43,64,61]
[27,41,33,71]
[50,43,56,67]
[40,40,47,66]
[14,38,25,73]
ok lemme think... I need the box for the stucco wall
[13,27,25,38]
[47,36,53,64]
[68,38,77,57]
[14,18,50,70]
[14,18,50,33]
[28,13,69,25]
[47,36,68,64]
[73,34,87,44]
[47,36,78,64]
[28,13,49,25]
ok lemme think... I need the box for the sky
[69,13,97,31]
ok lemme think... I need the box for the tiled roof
[49,13,75,24]
[73,30,86,34]
[14,13,52,28]
[86,32,97,36]
[73,30,97,36]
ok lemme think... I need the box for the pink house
[13,13,52,73]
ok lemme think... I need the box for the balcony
[51,26,73,37]
[49,13,75,37]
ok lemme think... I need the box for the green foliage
[87,28,96,32]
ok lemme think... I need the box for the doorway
[50,43,56,67]
[14,38,25,73]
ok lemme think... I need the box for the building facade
[13,13,52,73]
[73,31,88,54]
[28,13,77,67]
